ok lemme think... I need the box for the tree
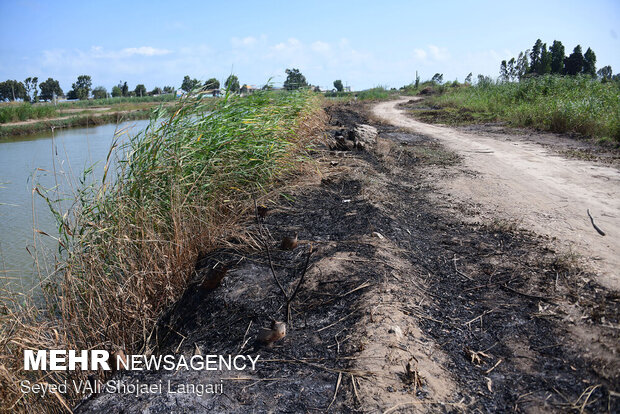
[92,86,108,99]
[333,79,344,92]
[120,82,128,97]
[507,58,516,81]
[111,85,122,97]
[464,72,473,84]
[597,65,613,82]
[134,84,147,97]
[516,51,529,80]
[529,39,543,74]
[500,60,509,82]
[583,47,596,76]
[224,74,240,92]
[39,78,63,101]
[150,86,162,95]
[181,75,201,92]
[431,73,443,84]
[24,77,39,102]
[550,40,565,74]
[163,86,175,94]
[204,78,220,90]
[0,80,27,101]
[564,45,584,76]
[69,75,92,100]
[540,44,552,74]
[283,68,308,90]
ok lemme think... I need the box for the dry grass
[0,89,326,413]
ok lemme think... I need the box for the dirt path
[373,98,620,290]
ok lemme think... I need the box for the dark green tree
[24,77,39,102]
[283,68,308,90]
[0,80,27,101]
[181,75,201,92]
[431,73,443,84]
[583,48,596,76]
[70,75,92,100]
[121,82,129,97]
[150,86,162,95]
[224,74,240,92]
[333,79,344,92]
[564,45,584,76]
[550,40,565,74]
[464,72,473,84]
[111,85,122,97]
[92,86,108,99]
[597,65,613,81]
[163,86,175,94]
[204,78,220,90]
[134,84,147,97]
[540,44,552,74]
[529,39,543,74]
[38,78,63,101]
[500,60,509,82]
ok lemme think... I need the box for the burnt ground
[76,102,618,413]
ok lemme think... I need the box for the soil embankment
[75,101,618,413]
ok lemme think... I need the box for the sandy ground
[373,98,620,291]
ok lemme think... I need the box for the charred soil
[76,102,618,413]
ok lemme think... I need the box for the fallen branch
[587,209,606,236]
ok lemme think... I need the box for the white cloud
[428,45,449,61]
[311,41,331,54]
[231,36,257,47]
[122,47,171,57]
[413,48,427,60]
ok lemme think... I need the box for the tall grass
[0,89,323,413]
[0,103,58,123]
[356,86,393,100]
[428,75,620,141]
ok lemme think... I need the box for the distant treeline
[0,75,176,103]
[499,39,617,82]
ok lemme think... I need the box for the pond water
[0,120,149,292]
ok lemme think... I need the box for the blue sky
[0,0,618,91]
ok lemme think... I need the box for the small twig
[485,358,503,374]
[254,198,288,301]
[317,310,357,333]
[453,254,473,281]
[501,284,557,304]
[239,321,253,352]
[350,374,360,405]
[287,244,314,324]
[587,209,606,236]
[327,372,342,411]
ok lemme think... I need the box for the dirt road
[373,98,620,290]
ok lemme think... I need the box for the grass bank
[0,109,155,137]
[0,89,324,413]
[0,95,177,132]
[0,103,58,123]
[414,75,620,142]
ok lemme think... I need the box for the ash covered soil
[76,102,618,413]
